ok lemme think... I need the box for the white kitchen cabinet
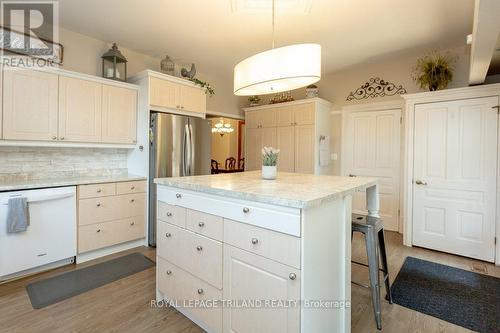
[3,69,58,141]
[101,84,138,144]
[59,76,102,143]
[244,98,331,174]
[145,71,206,115]
[223,245,300,333]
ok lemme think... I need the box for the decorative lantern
[102,43,127,81]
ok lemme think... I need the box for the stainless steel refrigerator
[148,112,212,246]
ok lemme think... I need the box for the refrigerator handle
[183,123,189,176]
[189,123,195,176]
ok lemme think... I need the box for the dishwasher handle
[1,192,74,205]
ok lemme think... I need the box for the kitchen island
[154,171,378,333]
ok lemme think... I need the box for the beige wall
[211,118,240,167]
[239,45,471,174]
[58,28,242,117]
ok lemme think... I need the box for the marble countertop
[155,171,377,208]
[0,174,147,192]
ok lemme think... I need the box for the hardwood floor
[0,232,498,333]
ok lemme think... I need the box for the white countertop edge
[0,174,147,192]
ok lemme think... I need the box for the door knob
[198,221,205,227]
[415,180,428,185]
[196,245,203,251]
[166,270,172,275]
[251,238,259,245]
[166,212,172,217]
[348,174,357,177]
[243,207,250,213]
[289,273,297,280]
[176,193,182,199]
[197,288,204,295]
[165,232,172,238]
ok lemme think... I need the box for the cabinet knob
[251,238,259,245]
[196,245,203,252]
[176,193,182,199]
[181,106,184,109]
[130,221,135,226]
[415,180,428,186]
[289,273,297,280]
[96,203,101,207]
[96,229,101,233]
[165,232,172,238]
[197,288,204,295]
[243,207,250,214]
[130,199,135,203]
[97,189,102,193]
[51,136,57,140]
[176,105,180,109]
[131,186,135,190]
[60,136,65,140]
[166,212,173,217]
[198,221,205,227]
[166,270,172,275]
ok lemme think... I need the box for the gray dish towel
[7,197,30,233]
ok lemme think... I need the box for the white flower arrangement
[262,147,280,166]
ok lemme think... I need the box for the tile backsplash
[0,147,129,182]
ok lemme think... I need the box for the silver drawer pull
[176,193,182,199]
[96,229,101,233]
[131,186,135,190]
[166,212,173,217]
[251,238,259,245]
[243,207,250,213]
[197,288,204,295]
[198,221,205,227]
[130,199,135,203]
[96,203,101,207]
[196,245,203,251]
[130,222,135,226]
[165,232,172,238]
[289,273,297,280]
[166,270,172,275]
[97,189,102,193]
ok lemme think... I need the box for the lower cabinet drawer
[158,257,222,333]
[79,193,146,226]
[186,209,223,241]
[224,219,301,269]
[158,201,186,228]
[78,215,145,253]
[157,221,222,289]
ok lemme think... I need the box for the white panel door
[412,97,498,262]
[343,109,401,231]
[277,126,295,172]
[294,124,315,174]
[101,84,137,144]
[245,128,262,171]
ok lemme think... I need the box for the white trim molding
[402,84,500,265]
[207,110,245,120]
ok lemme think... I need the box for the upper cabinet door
[246,111,260,129]
[259,109,277,128]
[276,106,294,127]
[102,85,138,144]
[58,76,102,143]
[179,85,206,114]
[293,103,315,125]
[294,124,315,174]
[3,69,58,141]
[277,126,295,172]
[150,77,179,109]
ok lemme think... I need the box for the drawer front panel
[224,219,301,269]
[116,180,147,195]
[157,221,184,265]
[158,201,186,228]
[183,229,223,289]
[157,257,222,333]
[78,183,115,199]
[78,193,145,226]
[78,216,145,253]
[186,209,223,241]
[157,187,301,236]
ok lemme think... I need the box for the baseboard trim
[76,238,146,264]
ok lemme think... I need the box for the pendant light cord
[272,0,275,49]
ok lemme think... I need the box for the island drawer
[158,257,222,333]
[158,201,186,228]
[186,209,223,241]
[116,180,147,195]
[78,183,116,199]
[157,221,223,289]
[157,187,301,236]
[224,219,301,269]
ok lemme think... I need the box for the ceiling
[57,0,474,78]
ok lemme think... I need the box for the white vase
[262,165,277,180]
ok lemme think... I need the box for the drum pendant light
[233,0,321,96]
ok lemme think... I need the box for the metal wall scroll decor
[346,77,407,101]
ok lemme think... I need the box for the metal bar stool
[351,213,393,330]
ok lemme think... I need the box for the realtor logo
[0,0,61,66]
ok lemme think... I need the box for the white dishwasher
[0,186,77,281]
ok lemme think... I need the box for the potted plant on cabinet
[261,147,280,180]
